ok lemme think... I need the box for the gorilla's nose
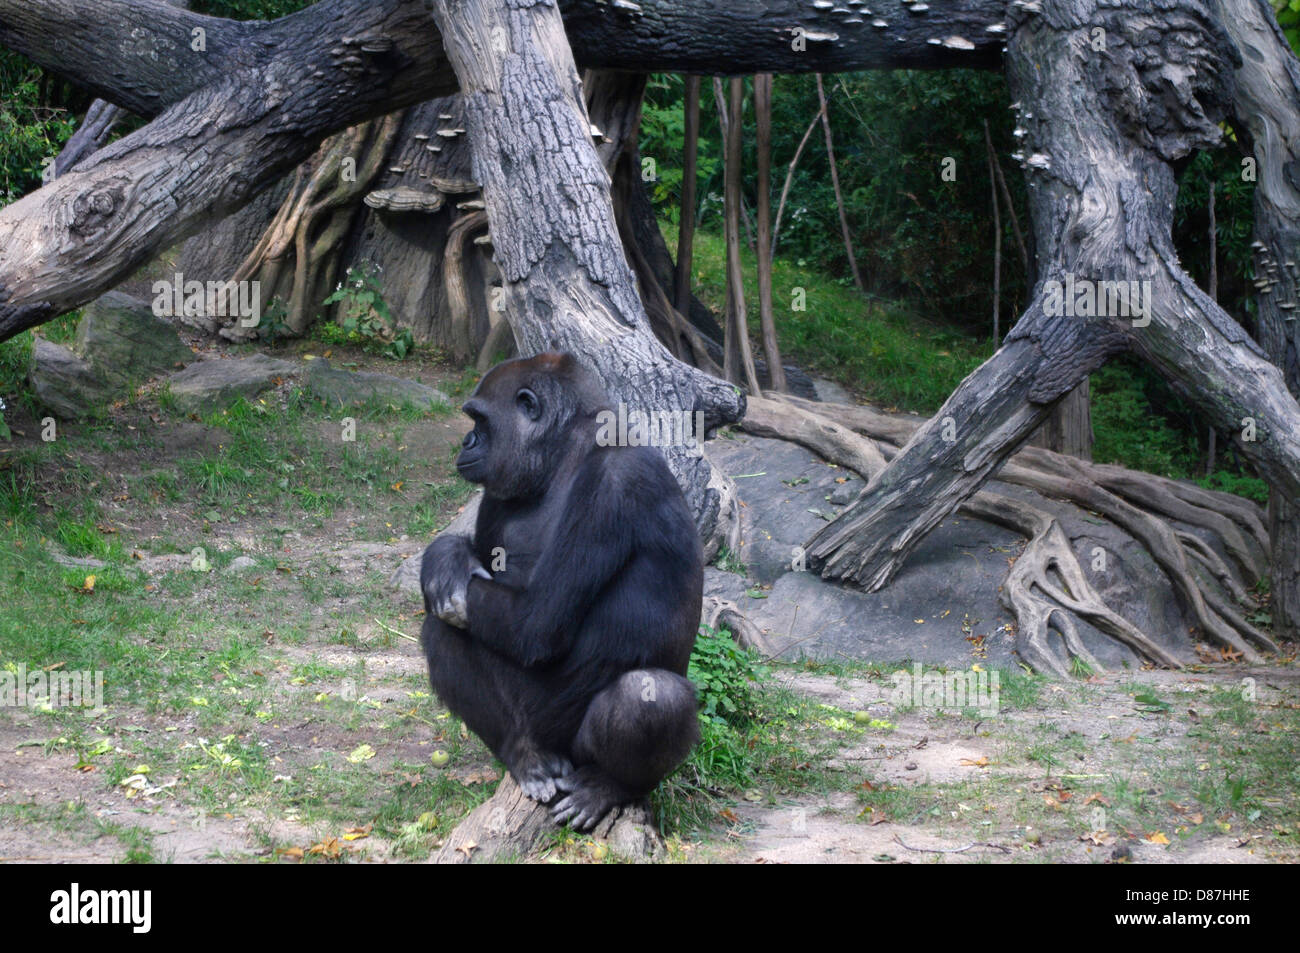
[462,430,479,450]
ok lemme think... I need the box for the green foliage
[0,52,75,207]
[639,75,722,224]
[674,223,991,413]
[321,263,414,360]
[1091,360,1202,478]
[0,331,34,441]
[189,0,315,19]
[1195,469,1270,506]
[1091,358,1268,501]
[1275,0,1300,53]
[688,624,769,728]
[642,71,1031,335]
[1173,149,1258,326]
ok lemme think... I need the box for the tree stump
[432,775,664,864]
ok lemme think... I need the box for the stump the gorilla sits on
[420,352,703,830]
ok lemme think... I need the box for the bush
[688,624,768,728]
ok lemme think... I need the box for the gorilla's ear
[516,387,542,421]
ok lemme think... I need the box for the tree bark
[807,0,1300,596]
[1031,380,1094,461]
[674,74,700,320]
[722,76,762,394]
[984,118,1003,342]
[1219,0,1300,641]
[753,73,786,393]
[422,0,743,548]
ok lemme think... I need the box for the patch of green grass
[664,222,991,414]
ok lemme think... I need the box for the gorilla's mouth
[457,428,485,474]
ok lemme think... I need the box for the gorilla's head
[457,352,613,500]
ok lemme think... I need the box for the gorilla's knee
[575,669,699,793]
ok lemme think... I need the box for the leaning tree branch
[0,0,458,341]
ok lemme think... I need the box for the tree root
[702,596,775,656]
[742,394,1271,674]
[224,113,406,339]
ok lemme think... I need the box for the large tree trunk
[1219,0,1300,641]
[806,0,1300,597]
[1029,379,1094,460]
[422,0,743,548]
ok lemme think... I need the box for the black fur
[420,353,702,830]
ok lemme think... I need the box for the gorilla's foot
[508,746,574,803]
[551,766,631,832]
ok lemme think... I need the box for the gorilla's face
[457,353,607,501]
[457,378,545,497]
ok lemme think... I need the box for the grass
[665,222,992,415]
[670,222,1271,503]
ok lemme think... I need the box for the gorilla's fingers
[471,565,492,580]
[551,797,578,824]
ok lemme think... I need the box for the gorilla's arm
[464,457,642,667]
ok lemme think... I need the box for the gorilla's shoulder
[591,442,677,483]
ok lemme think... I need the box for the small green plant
[688,624,768,728]
[712,544,747,576]
[321,263,414,360]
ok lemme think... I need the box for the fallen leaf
[347,744,377,763]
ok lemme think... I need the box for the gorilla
[420,352,703,830]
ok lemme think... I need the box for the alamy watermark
[152,272,261,328]
[1042,273,1152,327]
[890,663,1000,717]
[0,663,105,712]
[595,403,707,452]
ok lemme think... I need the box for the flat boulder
[28,291,194,419]
[306,358,450,411]
[165,354,297,415]
[75,291,193,387]
[28,338,116,419]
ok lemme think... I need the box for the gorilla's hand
[421,535,491,630]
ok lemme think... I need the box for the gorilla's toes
[551,767,625,832]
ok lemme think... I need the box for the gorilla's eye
[516,388,541,420]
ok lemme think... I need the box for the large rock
[27,338,116,419]
[75,291,193,386]
[705,432,1196,669]
[27,291,193,419]
[306,358,450,411]
[165,354,297,415]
